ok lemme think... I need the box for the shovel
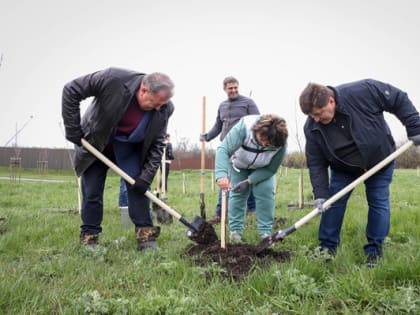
[200,96,207,219]
[258,140,414,252]
[151,167,170,224]
[81,139,218,244]
[220,190,227,249]
[153,147,173,224]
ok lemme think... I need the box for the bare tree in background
[285,101,306,209]
[295,106,305,209]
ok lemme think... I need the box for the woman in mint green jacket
[215,114,288,242]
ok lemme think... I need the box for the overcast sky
[1,0,419,152]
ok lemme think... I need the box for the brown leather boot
[135,226,160,251]
[80,233,99,247]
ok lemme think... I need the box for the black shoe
[366,254,381,268]
[137,240,159,251]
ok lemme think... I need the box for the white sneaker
[260,233,271,240]
[229,231,242,243]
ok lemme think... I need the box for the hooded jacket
[231,115,282,169]
[304,79,420,199]
[215,115,287,185]
[62,67,174,184]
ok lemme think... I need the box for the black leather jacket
[62,67,174,183]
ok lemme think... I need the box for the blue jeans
[318,161,394,256]
[215,188,256,216]
[80,150,153,235]
[119,178,128,207]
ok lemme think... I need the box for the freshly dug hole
[184,241,291,281]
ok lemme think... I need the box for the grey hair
[222,76,239,88]
[143,72,175,99]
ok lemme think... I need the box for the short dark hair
[223,76,239,88]
[143,72,175,99]
[299,82,334,114]
[252,114,288,148]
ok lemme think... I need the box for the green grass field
[0,166,419,314]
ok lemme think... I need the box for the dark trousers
[80,150,153,235]
[119,178,128,207]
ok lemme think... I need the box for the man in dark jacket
[160,133,175,192]
[200,76,260,223]
[299,79,420,267]
[62,67,174,251]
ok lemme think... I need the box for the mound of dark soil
[184,241,290,281]
[188,220,218,244]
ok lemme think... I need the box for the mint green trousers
[228,168,276,236]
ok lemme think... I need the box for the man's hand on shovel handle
[132,177,149,195]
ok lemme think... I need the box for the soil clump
[188,221,218,244]
[184,241,290,281]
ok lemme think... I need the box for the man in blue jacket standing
[299,79,420,267]
[62,67,174,251]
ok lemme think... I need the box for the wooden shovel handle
[294,140,414,230]
[221,190,227,249]
[81,138,181,220]
[161,146,166,197]
[200,96,206,193]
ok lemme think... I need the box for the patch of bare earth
[184,241,290,281]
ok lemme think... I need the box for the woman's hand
[216,177,230,191]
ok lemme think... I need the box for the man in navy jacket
[299,79,420,267]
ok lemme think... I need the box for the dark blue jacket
[304,79,420,199]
